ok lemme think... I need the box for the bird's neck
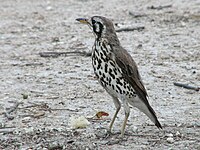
[95,32,120,47]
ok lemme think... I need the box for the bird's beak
[76,18,91,26]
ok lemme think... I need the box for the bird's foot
[95,128,113,139]
[105,134,127,145]
[105,129,112,138]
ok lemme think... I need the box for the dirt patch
[0,0,199,149]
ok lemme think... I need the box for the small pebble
[132,126,138,132]
[46,6,53,11]
[166,137,174,143]
[22,117,31,123]
[176,131,180,136]
[166,133,173,137]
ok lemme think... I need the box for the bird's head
[76,16,116,39]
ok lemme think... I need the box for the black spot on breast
[94,48,99,56]
[94,72,99,78]
[113,68,117,75]
[116,85,122,94]
[109,68,115,79]
[112,84,115,90]
[127,85,131,91]
[98,58,102,64]
[108,77,111,84]
[116,78,123,86]
[101,46,107,56]
[123,81,127,88]
[110,61,115,67]
[100,76,105,84]
[105,63,108,73]
[102,42,109,53]
[100,52,106,62]
[99,71,102,75]
[102,73,105,78]
[117,68,121,73]
[131,92,136,97]
[97,58,102,69]
[93,59,97,66]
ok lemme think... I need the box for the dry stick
[116,26,145,32]
[147,4,172,10]
[174,82,199,91]
[39,51,92,58]
[0,128,16,134]
[4,102,23,120]
[128,11,147,18]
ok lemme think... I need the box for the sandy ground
[0,0,200,149]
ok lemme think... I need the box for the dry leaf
[96,111,109,118]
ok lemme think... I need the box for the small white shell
[69,116,90,129]
[166,137,174,143]
[166,133,173,137]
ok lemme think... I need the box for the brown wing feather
[114,47,149,104]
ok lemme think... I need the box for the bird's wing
[114,46,162,129]
[114,46,149,103]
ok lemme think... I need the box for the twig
[50,108,79,112]
[128,11,147,18]
[4,102,23,120]
[25,63,43,66]
[174,82,199,91]
[116,26,145,32]
[124,133,158,137]
[0,127,16,134]
[48,143,63,150]
[147,4,172,10]
[39,51,92,58]
[106,139,121,145]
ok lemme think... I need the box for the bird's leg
[120,100,130,138]
[109,96,121,133]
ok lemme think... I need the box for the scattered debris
[116,26,145,32]
[3,102,23,120]
[132,126,138,133]
[48,142,63,150]
[174,82,199,91]
[22,93,29,99]
[147,4,172,10]
[166,133,173,137]
[39,51,92,58]
[166,137,174,143]
[69,116,90,129]
[95,111,109,119]
[128,11,147,18]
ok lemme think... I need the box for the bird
[76,16,162,137]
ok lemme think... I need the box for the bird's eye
[92,19,96,25]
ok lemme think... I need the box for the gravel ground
[0,0,200,149]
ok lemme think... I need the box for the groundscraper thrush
[76,16,162,137]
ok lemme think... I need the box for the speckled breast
[92,40,136,99]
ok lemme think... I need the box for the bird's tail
[129,98,162,129]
